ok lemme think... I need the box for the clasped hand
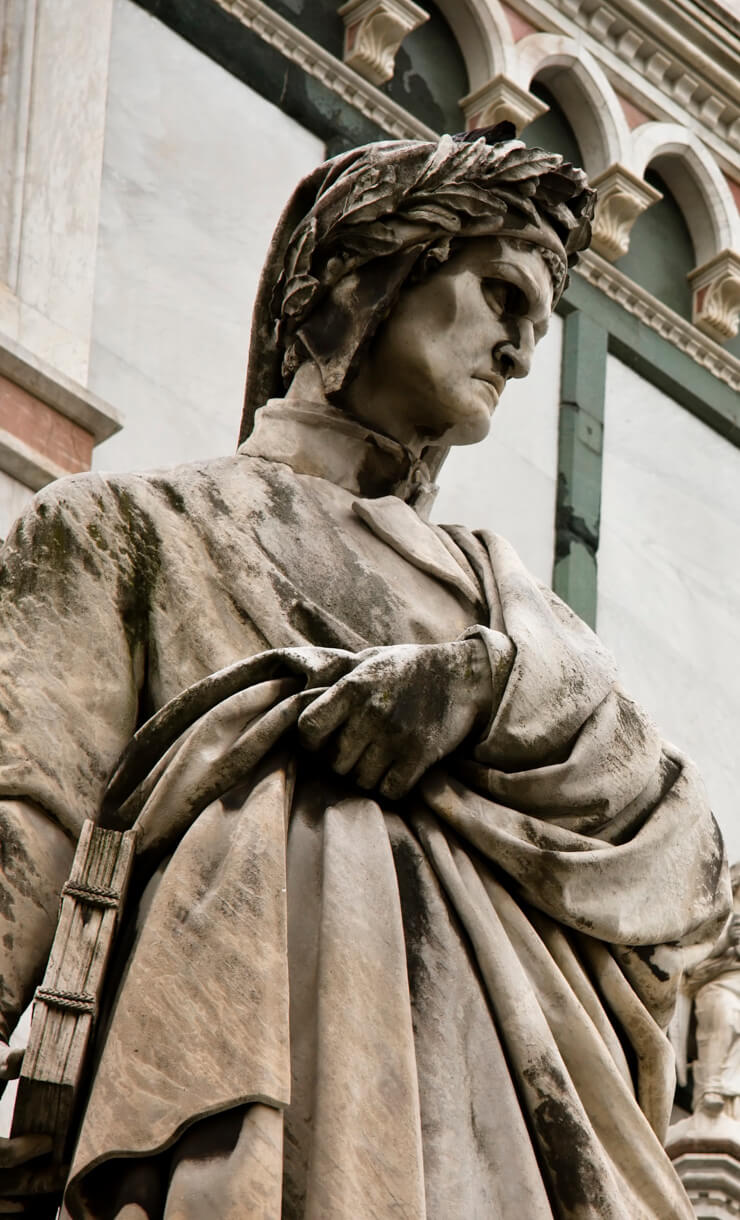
[297,638,492,799]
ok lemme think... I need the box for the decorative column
[689,251,740,344]
[338,0,429,86]
[589,165,663,261]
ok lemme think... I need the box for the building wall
[0,471,33,537]
[89,0,324,472]
[598,355,740,858]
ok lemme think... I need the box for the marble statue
[0,132,731,1218]
[671,864,740,1135]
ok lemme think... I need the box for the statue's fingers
[0,1048,24,1082]
[0,1134,53,1169]
[298,682,357,748]
[379,755,428,800]
[353,741,393,791]
[331,715,370,775]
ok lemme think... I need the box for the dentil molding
[505,0,740,169]
[576,249,740,393]
[212,0,436,139]
[589,164,663,261]
[338,0,429,86]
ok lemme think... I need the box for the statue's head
[240,130,595,450]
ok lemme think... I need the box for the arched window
[520,81,582,167]
[616,167,695,322]
[384,1,468,133]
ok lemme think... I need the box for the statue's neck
[239,396,440,513]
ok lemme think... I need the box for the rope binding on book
[61,880,120,909]
[35,986,97,1016]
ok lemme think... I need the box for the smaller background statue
[670,862,740,1135]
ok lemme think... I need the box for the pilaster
[553,310,608,627]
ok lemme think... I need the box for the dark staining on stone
[0,885,15,923]
[555,473,599,562]
[0,496,95,601]
[0,811,44,902]
[392,832,433,1009]
[150,478,188,518]
[524,1058,608,1214]
[110,485,163,654]
[632,943,670,982]
[201,476,233,521]
[266,474,302,531]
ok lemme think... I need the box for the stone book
[10,820,136,1199]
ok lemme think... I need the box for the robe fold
[0,403,729,1218]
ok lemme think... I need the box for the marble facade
[89,0,324,473]
[597,355,740,860]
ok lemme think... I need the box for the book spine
[11,821,136,1163]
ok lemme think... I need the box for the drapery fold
[64,529,728,1219]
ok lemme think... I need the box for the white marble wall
[0,470,33,541]
[432,314,563,587]
[597,356,740,860]
[89,0,324,473]
[0,0,114,383]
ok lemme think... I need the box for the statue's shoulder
[1,454,259,581]
[16,453,250,526]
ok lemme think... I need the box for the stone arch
[513,34,631,176]
[432,0,515,90]
[631,123,740,265]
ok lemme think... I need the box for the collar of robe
[239,398,439,510]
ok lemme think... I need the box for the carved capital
[689,250,740,343]
[338,0,429,86]
[461,75,548,135]
[589,165,662,261]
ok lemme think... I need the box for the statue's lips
[474,372,506,398]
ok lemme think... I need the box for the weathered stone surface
[0,134,730,1218]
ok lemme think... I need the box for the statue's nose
[496,320,535,380]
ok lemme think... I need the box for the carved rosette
[589,164,662,261]
[689,250,740,343]
[338,0,429,86]
[461,75,548,135]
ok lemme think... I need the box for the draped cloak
[0,401,729,1219]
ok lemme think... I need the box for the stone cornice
[506,0,740,172]
[0,331,121,443]
[213,0,436,139]
[575,250,740,392]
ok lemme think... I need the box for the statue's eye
[483,279,529,317]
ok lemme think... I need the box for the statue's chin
[443,403,496,448]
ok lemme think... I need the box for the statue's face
[342,236,554,448]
